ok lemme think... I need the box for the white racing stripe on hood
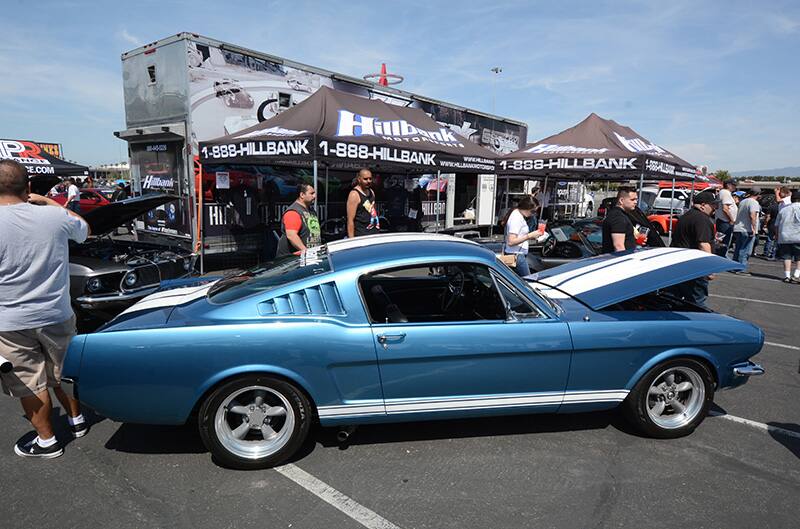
[119,283,215,316]
[554,248,714,297]
[541,247,679,286]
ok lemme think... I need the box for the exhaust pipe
[336,426,357,443]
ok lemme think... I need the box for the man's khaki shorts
[0,316,76,398]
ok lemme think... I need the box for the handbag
[497,253,517,267]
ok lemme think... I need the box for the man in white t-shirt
[714,180,737,256]
[65,178,81,213]
[0,160,91,459]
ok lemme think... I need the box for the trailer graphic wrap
[186,42,526,154]
[130,142,192,238]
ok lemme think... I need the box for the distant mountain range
[731,166,800,178]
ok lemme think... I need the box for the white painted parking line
[708,294,800,309]
[709,411,800,440]
[715,273,781,283]
[275,464,404,529]
[765,341,800,351]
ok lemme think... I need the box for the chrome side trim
[732,362,765,377]
[317,390,630,419]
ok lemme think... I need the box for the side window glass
[360,263,507,324]
[494,276,546,319]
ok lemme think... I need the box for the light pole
[490,67,502,114]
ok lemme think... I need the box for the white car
[651,187,691,214]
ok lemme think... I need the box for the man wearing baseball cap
[669,191,720,306]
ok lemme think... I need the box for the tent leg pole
[637,170,644,203]
[324,166,329,222]
[543,175,549,220]
[435,170,441,233]
[198,164,204,274]
[313,159,318,195]
[668,177,675,246]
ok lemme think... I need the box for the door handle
[377,333,406,349]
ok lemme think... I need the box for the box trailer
[115,32,527,264]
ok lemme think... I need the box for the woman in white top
[502,196,544,277]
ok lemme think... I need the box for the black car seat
[369,284,408,324]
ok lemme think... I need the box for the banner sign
[36,142,63,159]
[0,139,87,176]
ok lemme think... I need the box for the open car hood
[82,194,178,237]
[29,175,62,196]
[527,247,743,310]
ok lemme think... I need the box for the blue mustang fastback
[61,234,764,469]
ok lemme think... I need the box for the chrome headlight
[123,272,138,287]
[86,277,103,293]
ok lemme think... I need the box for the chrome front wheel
[645,367,705,429]
[624,358,714,439]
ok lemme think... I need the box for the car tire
[198,374,313,469]
[623,358,714,439]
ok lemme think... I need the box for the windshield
[551,222,601,250]
[208,249,331,304]
[639,191,656,214]
[521,279,562,314]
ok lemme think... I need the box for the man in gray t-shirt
[731,188,762,273]
[0,159,91,459]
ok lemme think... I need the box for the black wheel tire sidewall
[198,375,312,470]
[625,358,714,439]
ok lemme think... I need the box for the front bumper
[75,288,155,307]
[732,361,765,377]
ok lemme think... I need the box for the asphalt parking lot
[1,257,798,529]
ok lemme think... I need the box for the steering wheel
[441,269,465,312]
[541,236,557,257]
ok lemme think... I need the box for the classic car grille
[257,282,345,316]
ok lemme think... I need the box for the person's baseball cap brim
[694,191,720,205]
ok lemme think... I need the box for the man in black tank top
[347,168,380,238]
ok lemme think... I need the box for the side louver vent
[258,282,345,316]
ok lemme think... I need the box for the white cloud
[118,29,143,47]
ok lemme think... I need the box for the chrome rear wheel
[199,375,312,469]
[214,385,296,460]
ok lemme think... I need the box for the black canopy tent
[199,86,498,230]
[497,114,706,241]
[498,113,698,182]
[0,139,89,195]
[0,139,89,176]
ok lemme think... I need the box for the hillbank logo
[525,143,608,155]
[613,132,670,156]
[143,174,176,190]
[336,110,462,146]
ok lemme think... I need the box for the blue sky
[1,0,798,172]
